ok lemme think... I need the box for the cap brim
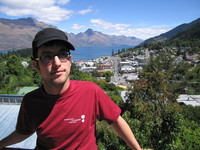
[65,41,75,50]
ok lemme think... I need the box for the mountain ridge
[141,18,200,45]
[0,17,143,51]
[0,17,55,50]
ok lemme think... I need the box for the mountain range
[0,17,199,51]
[0,17,143,51]
[68,28,142,47]
[0,17,54,50]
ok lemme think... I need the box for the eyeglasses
[35,51,71,63]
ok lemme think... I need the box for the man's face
[33,44,72,87]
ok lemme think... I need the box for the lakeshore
[0,45,134,61]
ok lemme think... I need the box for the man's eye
[42,54,53,60]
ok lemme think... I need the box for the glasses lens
[58,52,70,60]
[41,54,53,63]
[38,51,70,63]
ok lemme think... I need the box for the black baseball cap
[32,28,75,58]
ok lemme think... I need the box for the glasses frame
[34,51,71,64]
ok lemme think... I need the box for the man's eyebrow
[40,51,52,55]
[40,49,69,55]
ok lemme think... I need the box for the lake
[0,45,134,61]
[71,46,134,61]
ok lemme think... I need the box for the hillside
[141,18,200,45]
[170,22,200,41]
[0,18,143,51]
[0,17,54,50]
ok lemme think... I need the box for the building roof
[177,94,200,106]
[18,87,38,95]
[0,104,36,149]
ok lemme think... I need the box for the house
[120,65,135,73]
[80,66,97,72]
[97,63,112,72]
[124,73,139,81]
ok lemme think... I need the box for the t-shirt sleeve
[95,85,121,123]
[16,98,35,135]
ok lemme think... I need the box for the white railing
[0,95,23,104]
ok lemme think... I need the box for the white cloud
[89,19,171,40]
[78,6,93,15]
[56,0,70,5]
[90,19,131,30]
[0,0,73,23]
[112,28,170,40]
[0,0,54,9]
[35,7,73,23]
[72,24,87,30]
[0,0,172,39]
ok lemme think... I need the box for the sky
[0,0,199,40]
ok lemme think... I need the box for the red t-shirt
[16,80,121,150]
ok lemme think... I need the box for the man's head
[32,28,75,59]
[32,28,75,92]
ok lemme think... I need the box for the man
[0,28,142,150]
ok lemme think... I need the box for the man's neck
[43,79,70,95]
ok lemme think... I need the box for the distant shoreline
[0,45,135,61]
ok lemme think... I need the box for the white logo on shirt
[64,115,85,124]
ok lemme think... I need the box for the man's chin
[51,77,69,86]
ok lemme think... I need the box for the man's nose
[52,56,61,67]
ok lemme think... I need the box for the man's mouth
[51,70,65,75]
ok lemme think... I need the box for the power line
[169,80,200,84]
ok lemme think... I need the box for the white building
[120,65,135,73]
[80,66,97,72]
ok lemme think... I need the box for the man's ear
[69,54,72,63]
[32,60,40,72]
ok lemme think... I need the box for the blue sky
[0,0,199,40]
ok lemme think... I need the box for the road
[110,56,126,85]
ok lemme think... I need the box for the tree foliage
[119,51,200,149]
[0,53,36,94]
[0,46,199,149]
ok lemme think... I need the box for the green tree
[111,49,115,56]
[0,62,6,91]
[121,52,182,149]
[177,117,200,150]
[172,62,193,81]
[0,55,36,94]
[102,71,114,82]
[5,55,24,76]
[185,64,200,82]
[181,105,200,125]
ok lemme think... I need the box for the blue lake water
[71,46,134,61]
[0,45,134,61]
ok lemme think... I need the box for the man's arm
[0,130,33,149]
[111,116,142,150]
